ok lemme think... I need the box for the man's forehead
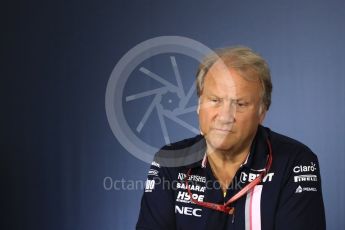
[202,67,262,100]
[207,59,260,81]
[202,89,255,101]
[203,72,236,95]
[207,59,232,73]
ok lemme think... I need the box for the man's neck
[206,145,251,192]
[207,147,250,169]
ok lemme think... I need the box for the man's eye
[236,102,248,107]
[210,98,220,103]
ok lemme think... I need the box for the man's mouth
[212,128,233,133]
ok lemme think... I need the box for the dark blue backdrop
[2,0,344,229]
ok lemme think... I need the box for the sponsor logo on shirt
[145,179,155,192]
[176,182,206,192]
[240,172,274,183]
[175,205,202,217]
[295,185,317,193]
[176,191,204,204]
[148,169,159,176]
[293,162,317,174]
[151,161,160,168]
[294,174,318,183]
[177,173,206,183]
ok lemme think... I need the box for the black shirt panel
[136,126,326,230]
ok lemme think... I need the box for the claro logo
[293,162,317,173]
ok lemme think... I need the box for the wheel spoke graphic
[157,104,170,144]
[139,67,179,91]
[163,110,200,134]
[179,82,196,109]
[170,56,185,98]
[130,57,198,140]
[136,94,162,133]
[173,105,198,116]
[126,87,167,102]
[105,36,225,166]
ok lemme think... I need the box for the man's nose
[217,102,235,123]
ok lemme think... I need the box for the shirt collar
[240,125,269,171]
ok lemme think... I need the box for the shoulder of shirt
[267,127,318,161]
[160,135,204,150]
[153,135,206,168]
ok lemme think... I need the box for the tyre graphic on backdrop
[105,36,234,167]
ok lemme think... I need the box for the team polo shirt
[136,126,326,230]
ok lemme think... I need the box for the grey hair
[195,46,272,111]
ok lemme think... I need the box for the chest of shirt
[171,166,280,230]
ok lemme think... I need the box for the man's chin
[205,139,235,153]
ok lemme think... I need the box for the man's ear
[197,98,204,135]
[258,105,267,124]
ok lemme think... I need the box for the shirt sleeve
[275,147,326,230]
[136,162,176,230]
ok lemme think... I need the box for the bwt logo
[240,172,274,183]
[105,36,217,167]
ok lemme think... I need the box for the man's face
[198,61,266,154]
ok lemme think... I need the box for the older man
[136,47,326,230]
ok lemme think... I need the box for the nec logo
[175,205,202,217]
